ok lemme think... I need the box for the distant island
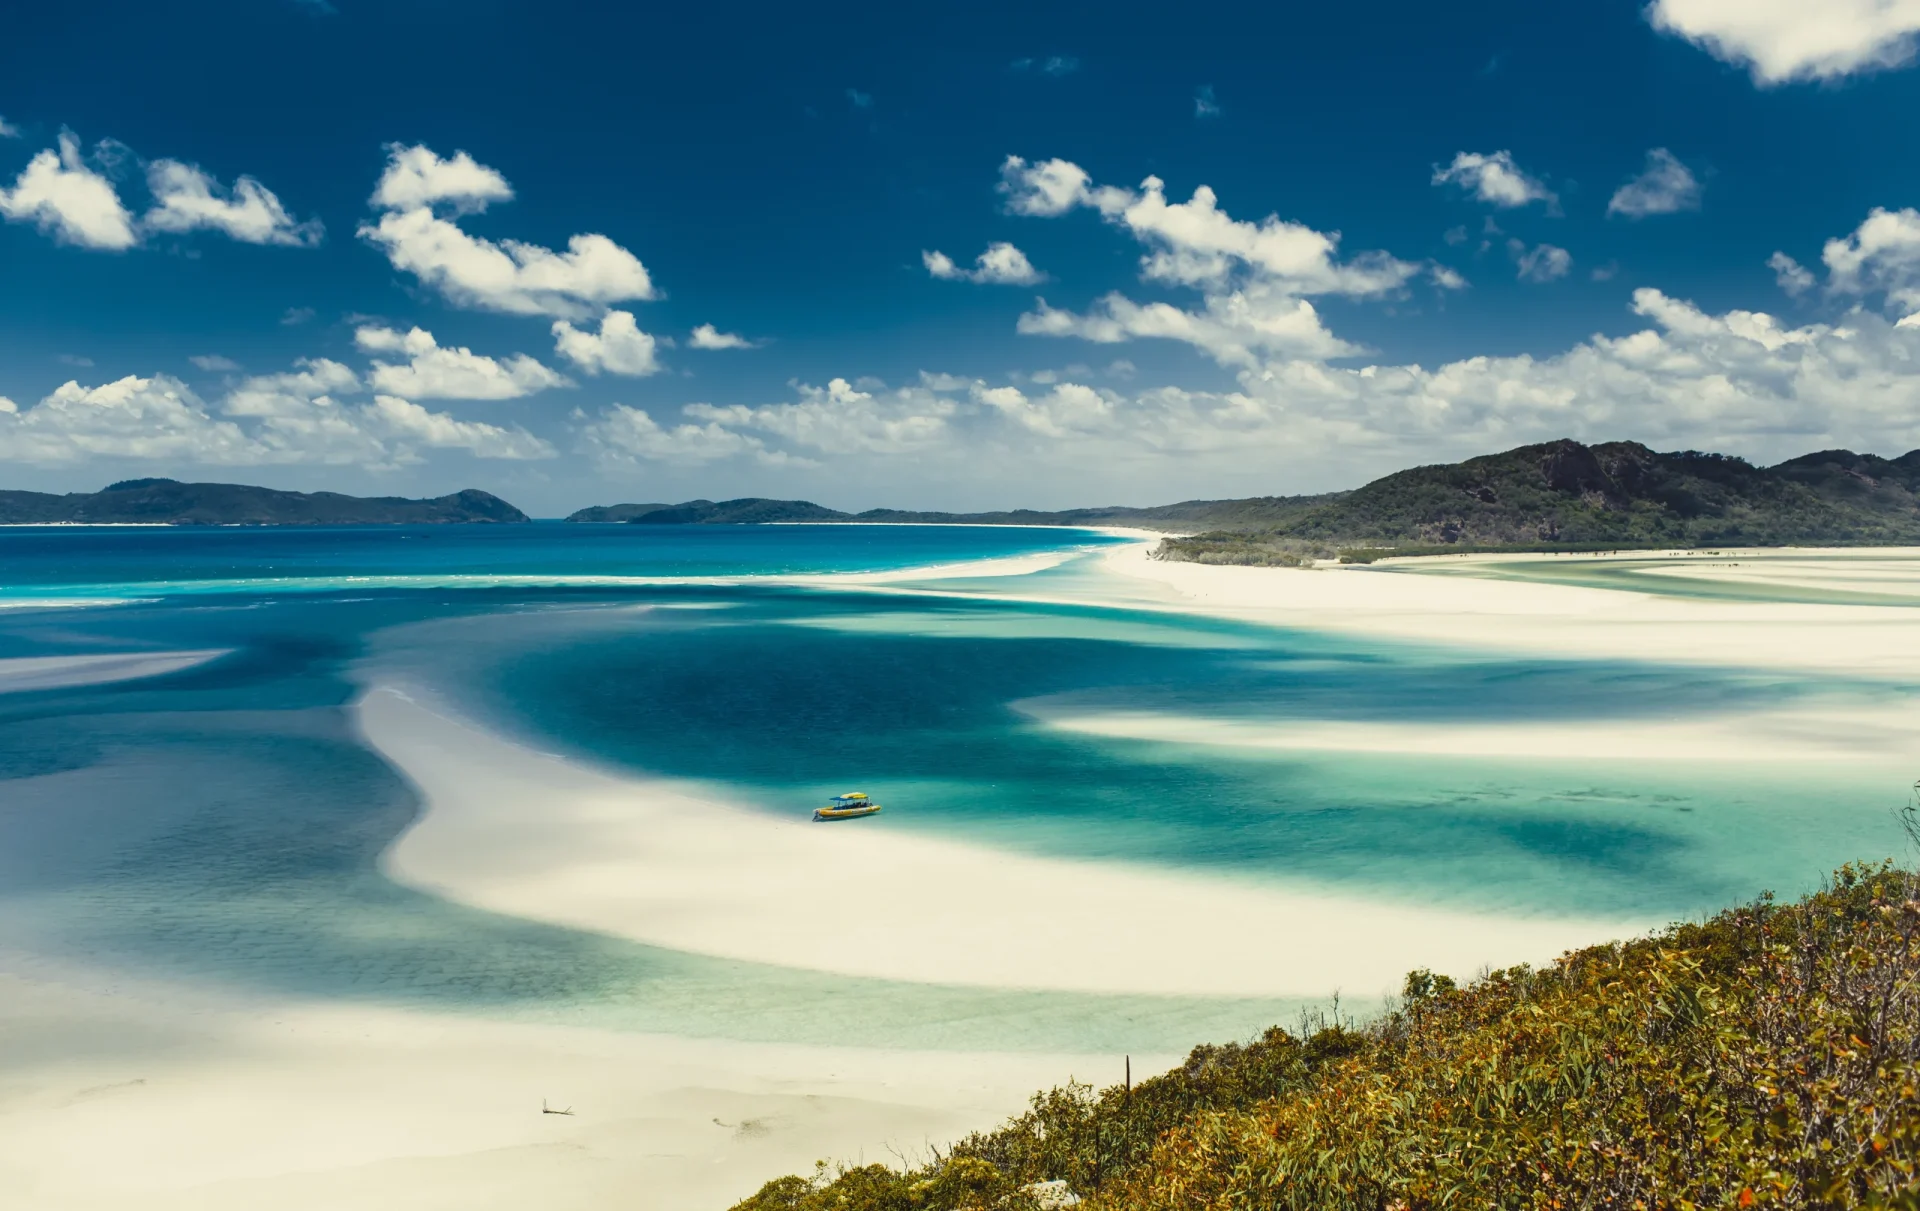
[14,440,1920,548]
[0,479,529,526]
[566,440,1920,565]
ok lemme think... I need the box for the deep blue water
[0,524,1911,1050]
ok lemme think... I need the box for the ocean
[0,524,1911,1052]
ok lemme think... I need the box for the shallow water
[0,526,1911,1051]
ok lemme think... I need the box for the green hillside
[732,859,1920,1211]
[1161,441,1920,564]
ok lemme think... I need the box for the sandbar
[364,685,1643,999]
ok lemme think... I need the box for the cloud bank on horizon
[1,0,1918,511]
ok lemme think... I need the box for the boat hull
[813,804,883,821]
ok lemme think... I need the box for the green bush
[732,862,1920,1211]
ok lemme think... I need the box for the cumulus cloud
[143,159,323,246]
[682,377,955,455]
[1019,287,1363,364]
[923,242,1045,285]
[1770,251,1817,296]
[545,245,1920,488]
[359,143,655,318]
[189,355,242,372]
[972,381,1115,437]
[551,310,662,376]
[368,144,513,214]
[0,131,318,251]
[1822,206,1920,316]
[1608,149,1703,219]
[999,156,1131,217]
[1515,243,1573,283]
[1647,0,1920,85]
[355,325,571,399]
[999,157,1423,365]
[689,323,754,350]
[1432,150,1557,210]
[0,117,19,139]
[581,404,788,467]
[0,376,254,463]
[0,132,137,250]
[364,393,553,460]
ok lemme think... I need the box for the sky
[3,0,1920,515]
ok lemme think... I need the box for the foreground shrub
[732,862,1920,1210]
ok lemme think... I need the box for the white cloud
[1515,243,1573,283]
[1431,265,1469,290]
[1432,150,1557,210]
[689,323,754,350]
[922,241,1045,284]
[0,132,137,250]
[544,259,1920,489]
[0,376,254,463]
[1822,206,1920,314]
[189,355,242,372]
[551,310,662,376]
[999,155,1129,217]
[360,144,655,318]
[1194,85,1222,118]
[281,307,316,326]
[1020,287,1362,364]
[1647,0,1920,85]
[369,144,512,214]
[365,394,553,459]
[1608,149,1703,218]
[682,377,956,455]
[355,325,571,399]
[581,404,788,467]
[1000,158,1424,367]
[1769,251,1816,296]
[142,160,322,246]
[972,381,1115,437]
[0,359,554,468]
[1113,176,1420,295]
[0,117,19,139]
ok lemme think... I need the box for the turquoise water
[0,525,1912,1051]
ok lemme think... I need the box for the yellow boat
[814,792,883,821]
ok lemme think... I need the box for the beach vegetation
[730,857,1920,1211]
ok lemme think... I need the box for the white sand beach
[365,685,1625,998]
[1092,543,1920,679]
[0,968,1102,1211]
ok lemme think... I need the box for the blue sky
[4,0,1920,515]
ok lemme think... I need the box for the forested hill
[560,496,1338,528]
[565,440,1920,557]
[1159,440,1920,563]
[0,479,530,525]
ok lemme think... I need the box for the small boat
[814,791,883,821]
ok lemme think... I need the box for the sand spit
[364,686,1641,1000]
[1080,543,1920,680]
[0,650,228,694]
